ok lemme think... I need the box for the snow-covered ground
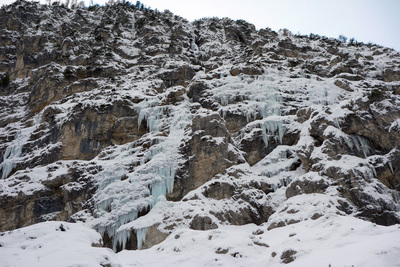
[0,221,120,267]
[1,215,399,267]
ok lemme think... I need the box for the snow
[389,119,400,132]
[118,215,400,267]
[2,216,398,267]
[0,221,122,267]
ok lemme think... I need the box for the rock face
[1,0,400,255]
[169,113,243,200]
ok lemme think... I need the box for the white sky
[0,0,399,51]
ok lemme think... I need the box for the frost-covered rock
[0,1,400,265]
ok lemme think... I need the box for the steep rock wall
[0,0,399,252]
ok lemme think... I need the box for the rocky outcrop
[59,99,145,160]
[169,113,243,200]
[0,162,98,231]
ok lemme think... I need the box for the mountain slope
[0,1,400,265]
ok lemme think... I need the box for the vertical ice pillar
[0,114,42,179]
[261,120,285,147]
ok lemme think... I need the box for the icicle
[350,135,373,158]
[387,160,394,174]
[97,172,125,191]
[245,111,252,122]
[0,143,23,179]
[104,208,141,251]
[357,136,372,158]
[93,103,191,253]
[148,164,176,207]
[220,109,227,119]
[136,227,148,250]
[96,197,114,212]
[220,95,229,106]
[34,114,42,126]
[91,101,193,253]
[150,181,166,205]
[114,229,130,251]
[261,124,269,147]
[333,118,342,128]
[0,113,42,179]
[261,120,285,147]
[256,92,282,119]
[371,165,377,178]
[341,134,373,158]
[392,190,400,203]
[342,135,354,150]
[138,106,168,132]
[271,184,277,192]
[190,39,199,52]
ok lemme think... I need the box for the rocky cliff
[0,0,399,259]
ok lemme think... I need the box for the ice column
[138,106,169,132]
[136,227,149,250]
[0,137,24,179]
[97,102,191,252]
[343,134,373,158]
[0,115,42,179]
[261,120,285,147]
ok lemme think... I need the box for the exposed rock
[370,150,400,191]
[0,164,97,231]
[286,178,329,198]
[60,100,144,160]
[141,224,169,249]
[159,65,199,88]
[223,111,250,136]
[281,249,297,264]
[202,181,236,200]
[189,215,218,230]
[383,68,400,82]
[230,65,263,76]
[169,113,242,200]
[336,73,364,81]
[340,100,400,153]
[187,81,211,103]
[240,129,269,166]
[334,79,353,91]
[215,247,229,254]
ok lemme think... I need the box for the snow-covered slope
[1,216,399,266]
[0,221,121,267]
[1,1,400,266]
[118,215,400,267]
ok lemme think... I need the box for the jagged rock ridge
[0,0,399,257]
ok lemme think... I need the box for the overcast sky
[1,0,399,51]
